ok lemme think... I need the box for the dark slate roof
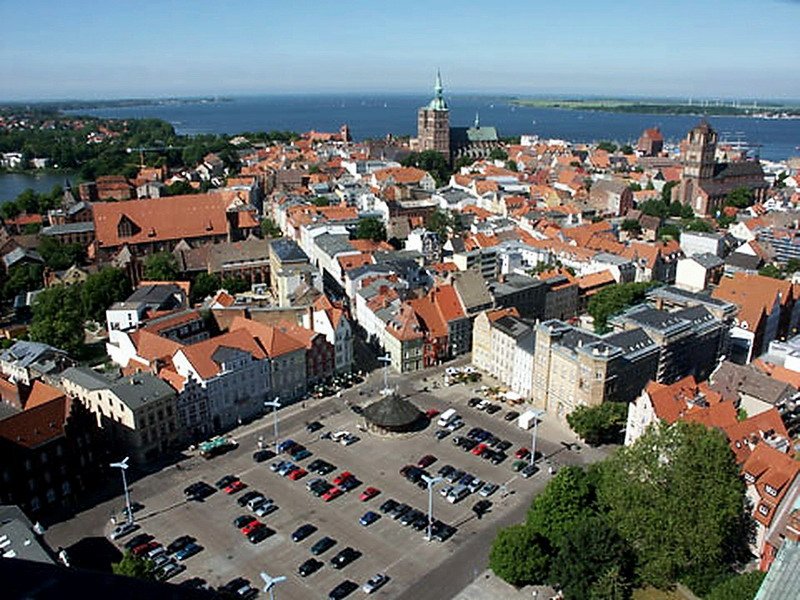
[604,328,657,357]
[712,161,764,180]
[109,373,176,411]
[691,252,725,269]
[41,222,95,236]
[725,252,762,270]
[363,393,422,429]
[493,316,533,339]
[126,284,183,305]
[270,238,308,263]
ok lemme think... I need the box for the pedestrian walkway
[453,570,557,600]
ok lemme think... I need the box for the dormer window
[758,503,771,516]
[744,472,755,483]
[765,484,779,497]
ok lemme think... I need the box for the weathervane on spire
[428,69,448,111]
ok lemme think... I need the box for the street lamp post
[377,354,391,395]
[421,474,444,541]
[260,570,287,600]
[109,456,133,525]
[529,409,545,467]
[264,398,281,455]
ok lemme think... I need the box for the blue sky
[1,0,799,100]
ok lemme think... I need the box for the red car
[333,471,354,486]
[241,520,263,535]
[359,487,380,502]
[424,409,440,419]
[288,468,308,481]
[224,480,247,494]
[471,443,488,456]
[322,487,343,502]
[514,447,530,460]
[132,540,160,557]
[417,454,437,468]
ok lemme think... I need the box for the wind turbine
[260,571,287,600]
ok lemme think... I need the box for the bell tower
[416,70,450,160]
[682,120,717,180]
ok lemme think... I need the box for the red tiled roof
[131,330,184,363]
[94,194,237,248]
[179,329,267,379]
[742,444,800,528]
[230,316,306,358]
[24,381,66,410]
[0,396,67,449]
[724,408,791,464]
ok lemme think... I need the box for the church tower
[682,120,717,180]
[417,71,450,159]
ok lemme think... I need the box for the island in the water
[510,97,800,118]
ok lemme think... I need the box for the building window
[758,504,770,516]
[30,497,40,512]
[765,485,778,497]
[46,488,56,504]
[62,481,71,496]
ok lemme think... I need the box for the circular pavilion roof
[363,392,423,432]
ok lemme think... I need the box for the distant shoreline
[510,98,800,119]
[0,97,234,112]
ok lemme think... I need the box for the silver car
[362,573,390,594]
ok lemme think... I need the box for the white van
[437,408,458,428]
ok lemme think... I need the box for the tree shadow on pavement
[64,536,122,572]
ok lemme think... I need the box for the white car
[362,573,390,594]
[109,521,138,540]
[331,431,350,442]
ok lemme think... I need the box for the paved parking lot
[45,361,608,600]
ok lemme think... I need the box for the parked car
[157,560,185,581]
[359,511,381,527]
[174,542,203,561]
[331,547,362,570]
[310,536,337,556]
[166,535,195,555]
[215,475,239,489]
[521,464,539,478]
[359,487,380,501]
[255,503,279,518]
[511,459,527,472]
[299,557,324,577]
[333,471,355,486]
[124,533,153,551]
[288,468,308,481]
[490,451,507,465]
[467,397,482,407]
[110,521,139,540]
[480,482,499,497]
[417,454,437,468]
[292,448,312,461]
[278,439,297,453]
[247,524,275,544]
[306,421,324,433]
[473,499,492,515]
[362,573,390,594]
[328,580,358,600]
[224,480,247,494]
[379,498,399,514]
[485,404,502,415]
[183,481,215,501]
[322,487,343,502]
[237,491,262,507]
[496,440,512,452]
[252,449,276,463]
[291,524,318,542]
[339,477,360,492]
[434,429,451,440]
[220,578,258,600]
[514,447,530,460]
[424,409,440,419]
[233,515,258,529]
[504,410,520,421]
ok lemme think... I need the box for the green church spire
[428,69,448,111]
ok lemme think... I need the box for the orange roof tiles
[0,396,67,449]
[713,273,793,330]
[486,307,520,322]
[94,194,242,248]
[230,316,306,358]
[373,166,429,185]
[724,408,791,464]
[338,253,374,272]
[386,304,424,342]
[752,359,800,389]
[24,380,66,410]
[742,444,800,528]
[180,328,267,379]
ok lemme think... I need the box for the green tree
[597,141,618,153]
[620,145,634,155]
[401,150,451,186]
[453,155,477,171]
[81,268,132,322]
[684,219,715,233]
[489,148,508,161]
[260,218,282,238]
[596,422,749,592]
[659,181,677,204]
[426,209,454,243]
[191,273,222,304]
[165,180,197,196]
[28,285,85,355]
[587,281,659,333]
[549,516,634,600]
[38,236,85,270]
[489,524,551,586]
[527,466,596,546]
[628,182,642,192]
[620,219,642,236]
[726,187,754,209]
[222,276,250,294]
[3,263,44,300]
[354,217,386,242]
[143,252,179,281]
[111,551,156,581]
[705,571,765,600]
[638,199,669,219]
[758,264,783,280]
[566,402,628,446]
[589,566,631,600]
[658,224,681,241]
